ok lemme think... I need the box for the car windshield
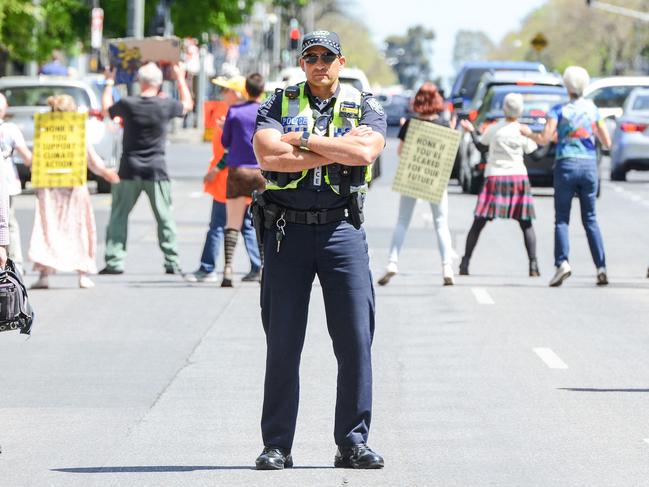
[491,92,566,115]
[0,85,92,110]
[458,68,490,99]
[585,85,646,109]
[631,94,649,112]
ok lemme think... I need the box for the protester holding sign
[28,95,120,289]
[459,92,540,278]
[378,82,457,286]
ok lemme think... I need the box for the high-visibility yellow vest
[264,82,372,194]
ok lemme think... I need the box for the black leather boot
[255,447,293,470]
[459,256,470,276]
[529,258,540,277]
[334,444,384,469]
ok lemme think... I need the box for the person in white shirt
[0,93,33,273]
[459,92,540,277]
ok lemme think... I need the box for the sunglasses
[302,53,339,65]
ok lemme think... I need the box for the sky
[351,0,547,86]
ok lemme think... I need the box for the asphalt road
[1,131,649,486]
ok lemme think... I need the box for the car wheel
[610,167,626,181]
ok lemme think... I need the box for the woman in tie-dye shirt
[521,66,611,288]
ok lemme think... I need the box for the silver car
[610,88,649,181]
[0,75,122,193]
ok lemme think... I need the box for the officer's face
[300,47,345,89]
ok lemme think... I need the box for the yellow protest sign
[392,119,461,204]
[32,112,87,188]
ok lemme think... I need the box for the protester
[459,92,540,277]
[100,62,193,275]
[0,93,32,273]
[28,95,120,289]
[521,66,611,286]
[184,76,262,283]
[219,73,266,287]
[378,82,456,286]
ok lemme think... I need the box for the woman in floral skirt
[29,95,120,289]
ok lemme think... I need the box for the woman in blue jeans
[521,66,611,287]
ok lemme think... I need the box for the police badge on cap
[300,31,342,55]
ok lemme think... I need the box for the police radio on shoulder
[300,131,310,151]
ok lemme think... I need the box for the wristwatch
[300,131,310,151]
[105,79,115,87]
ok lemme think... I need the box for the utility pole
[127,0,145,38]
[28,0,41,76]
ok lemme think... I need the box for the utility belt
[249,191,364,251]
[262,164,367,195]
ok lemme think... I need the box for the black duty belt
[282,207,348,225]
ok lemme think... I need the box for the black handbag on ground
[0,260,34,335]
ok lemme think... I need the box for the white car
[276,66,372,93]
[584,76,649,120]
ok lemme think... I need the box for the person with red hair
[378,82,457,286]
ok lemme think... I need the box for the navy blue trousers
[260,219,375,450]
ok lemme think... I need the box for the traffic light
[289,27,300,50]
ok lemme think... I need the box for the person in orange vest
[184,76,261,283]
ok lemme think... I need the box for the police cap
[300,31,342,56]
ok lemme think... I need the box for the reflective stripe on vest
[265,82,372,192]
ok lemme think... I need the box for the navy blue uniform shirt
[255,82,387,210]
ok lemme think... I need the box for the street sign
[531,33,548,52]
[91,8,104,50]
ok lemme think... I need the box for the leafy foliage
[385,26,435,89]
[453,30,494,71]
[490,0,649,76]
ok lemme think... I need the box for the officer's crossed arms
[253,124,381,173]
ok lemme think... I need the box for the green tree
[490,0,649,76]
[385,25,435,89]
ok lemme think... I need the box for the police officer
[252,31,386,470]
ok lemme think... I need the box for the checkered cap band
[301,31,341,55]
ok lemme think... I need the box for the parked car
[450,61,547,109]
[584,76,649,120]
[609,88,649,181]
[457,84,568,194]
[0,75,122,193]
[469,71,562,113]
[380,93,413,127]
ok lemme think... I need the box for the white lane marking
[471,287,495,305]
[533,347,568,369]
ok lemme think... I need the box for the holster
[348,192,365,230]
[250,192,285,245]
[250,191,266,245]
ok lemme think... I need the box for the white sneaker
[377,262,398,286]
[596,267,608,286]
[79,275,95,289]
[442,264,454,286]
[183,270,218,283]
[549,261,571,287]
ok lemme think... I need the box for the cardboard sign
[203,100,228,142]
[108,36,181,84]
[32,112,87,188]
[392,119,461,204]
